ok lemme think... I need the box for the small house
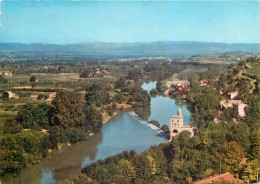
[171,80,190,95]
[199,79,208,87]
[220,100,247,117]
[3,71,13,76]
[228,91,238,99]
[49,92,56,100]
[193,172,244,184]
[30,94,38,100]
[6,91,19,99]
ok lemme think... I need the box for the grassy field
[245,62,259,75]
[246,68,260,75]
[177,68,208,80]
[0,64,122,124]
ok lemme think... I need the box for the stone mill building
[170,109,198,141]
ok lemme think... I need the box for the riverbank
[102,103,132,124]
[0,80,192,184]
[47,104,133,154]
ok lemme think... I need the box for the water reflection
[148,94,191,126]
[0,81,190,184]
[2,112,166,184]
[1,129,103,184]
[49,132,102,181]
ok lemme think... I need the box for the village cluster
[168,80,248,139]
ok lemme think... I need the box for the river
[1,81,190,184]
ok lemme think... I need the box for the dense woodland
[0,90,103,174]
[0,59,177,177]
[61,57,259,184]
[0,57,259,183]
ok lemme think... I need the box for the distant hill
[0,41,259,58]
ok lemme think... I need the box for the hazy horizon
[0,1,259,44]
[1,40,260,45]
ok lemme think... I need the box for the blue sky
[0,1,259,44]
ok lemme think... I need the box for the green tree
[115,94,124,103]
[92,166,111,182]
[149,120,160,128]
[84,104,103,133]
[16,104,35,129]
[48,126,66,149]
[0,136,24,175]
[65,127,85,143]
[224,141,245,173]
[127,68,143,81]
[150,89,157,96]
[16,103,51,129]
[85,84,102,106]
[145,146,167,175]
[33,103,51,129]
[59,174,98,184]
[246,94,259,122]
[118,159,136,181]
[247,131,260,160]
[29,76,37,82]
[14,132,43,165]
[0,75,8,84]
[2,91,9,98]
[0,147,23,175]
[156,81,167,92]
[232,122,250,151]
[134,154,155,180]
[40,135,49,158]
[80,70,91,78]
[161,125,169,133]
[109,175,131,184]
[30,76,37,88]
[52,90,85,128]
[188,87,219,123]
[241,159,259,183]
[3,118,22,134]
[115,77,126,89]
[188,73,200,87]
[112,102,117,112]
[106,162,121,176]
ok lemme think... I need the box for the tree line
[61,57,259,183]
[0,89,103,176]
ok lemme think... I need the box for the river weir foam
[1,81,188,183]
[128,111,164,134]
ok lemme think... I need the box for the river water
[1,81,190,184]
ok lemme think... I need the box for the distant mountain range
[0,41,259,58]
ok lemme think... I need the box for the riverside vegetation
[62,57,259,184]
[0,57,259,183]
[0,59,189,177]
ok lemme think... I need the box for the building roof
[49,92,57,99]
[6,91,17,96]
[193,172,244,184]
[228,91,238,95]
[222,100,246,107]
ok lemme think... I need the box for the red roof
[193,173,244,184]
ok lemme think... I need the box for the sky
[0,1,259,44]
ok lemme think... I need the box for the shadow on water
[1,131,103,184]
[157,132,170,139]
[0,80,190,184]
